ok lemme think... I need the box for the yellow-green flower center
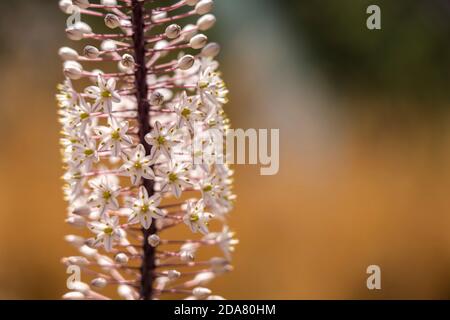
[111,130,120,140]
[141,204,149,212]
[203,185,212,192]
[134,162,142,169]
[190,214,199,222]
[72,172,82,180]
[80,112,89,120]
[181,108,191,118]
[104,227,113,235]
[102,191,112,200]
[157,136,166,145]
[168,173,178,183]
[84,149,94,156]
[101,90,112,98]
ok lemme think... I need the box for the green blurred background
[0,0,449,299]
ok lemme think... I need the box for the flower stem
[131,0,156,300]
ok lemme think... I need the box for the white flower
[57,80,78,108]
[120,144,155,185]
[179,242,200,261]
[62,163,85,201]
[144,121,177,159]
[199,174,235,214]
[199,175,222,205]
[105,14,121,29]
[85,75,121,114]
[198,65,228,107]
[95,116,133,157]
[71,137,99,170]
[89,216,124,252]
[68,96,98,131]
[205,226,238,260]
[128,186,165,229]
[183,199,213,235]
[87,176,121,218]
[173,91,203,131]
[60,128,82,151]
[158,162,192,198]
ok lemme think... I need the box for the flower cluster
[58,0,236,300]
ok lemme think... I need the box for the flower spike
[58,0,236,300]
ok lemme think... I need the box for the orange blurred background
[0,0,449,299]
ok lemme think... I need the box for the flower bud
[165,24,181,39]
[66,256,89,266]
[192,287,211,299]
[72,205,91,217]
[195,0,214,15]
[193,272,215,284]
[84,45,99,59]
[73,0,90,9]
[63,291,85,300]
[148,234,160,247]
[71,281,90,294]
[197,14,216,31]
[101,39,117,52]
[64,235,85,248]
[152,12,167,23]
[201,42,220,58]
[167,270,181,280]
[190,34,208,49]
[118,285,135,300]
[66,22,92,41]
[207,295,225,300]
[97,256,115,268]
[101,0,117,5]
[59,0,73,14]
[65,214,86,228]
[121,54,135,68]
[91,277,108,288]
[59,47,79,61]
[84,237,97,248]
[80,245,98,257]
[105,14,121,29]
[66,27,84,41]
[115,253,129,264]
[180,251,195,261]
[185,271,215,287]
[178,55,195,70]
[149,91,164,106]
[210,257,228,269]
[154,40,169,57]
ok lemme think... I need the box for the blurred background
[0,0,450,299]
